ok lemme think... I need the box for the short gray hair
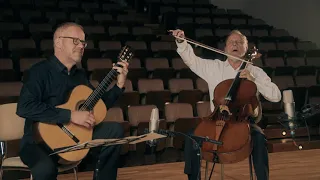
[225,29,248,49]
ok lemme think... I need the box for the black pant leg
[19,143,58,180]
[91,121,124,180]
[251,124,269,180]
[184,130,201,180]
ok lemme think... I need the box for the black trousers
[184,123,269,180]
[19,122,124,180]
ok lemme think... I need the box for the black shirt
[16,55,124,148]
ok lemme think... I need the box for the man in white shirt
[169,29,281,180]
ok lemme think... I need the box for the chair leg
[249,155,254,180]
[220,164,224,180]
[0,169,3,180]
[73,167,78,180]
[204,161,209,180]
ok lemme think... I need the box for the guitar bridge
[57,123,80,143]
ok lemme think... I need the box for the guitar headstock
[118,45,134,63]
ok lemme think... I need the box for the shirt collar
[224,59,244,71]
[49,55,77,75]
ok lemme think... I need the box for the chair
[0,103,80,180]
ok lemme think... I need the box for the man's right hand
[168,29,185,42]
[70,111,95,129]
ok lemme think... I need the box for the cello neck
[224,48,258,102]
[224,61,248,102]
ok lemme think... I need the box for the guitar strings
[80,66,118,111]
[81,69,118,111]
[80,50,131,111]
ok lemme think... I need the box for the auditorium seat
[99,40,122,60]
[83,25,105,35]
[20,58,46,80]
[0,58,19,82]
[171,57,188,70]
[252,29,269,37]
[286,86,308,111]
[196,101,211,117]
[0,82,23,104]
[90,68,112,82]
[306,49,320,67]
[164,102,196,149]
[8,38,39,58]
[104,107,130,155]
[19,58,45,72]
[145,57,176,88]
[106,79,140,113]
[286,50,306,67]
[127,105,167,153]
[296,41,317,51]
[178,68,199,82]
[272,66,295,90]
[126,68,148,90]
[295,66,317,87]
[93,13,113,23]
[277,42,296,51]
[86,58,113,72]
[195,78,209,101]
[132,26,153,36]
[138,79,171,117]
[307,85,320,104]
[127,58,142,68]
[264,57,285,68]
[40,39,54,58]
[168,78,203,109]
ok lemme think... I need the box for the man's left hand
[113,60,129,88]
[239,69,255,82]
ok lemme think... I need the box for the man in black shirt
[16,22,129,180]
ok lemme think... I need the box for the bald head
[53,22,84,49]
[53,22,86,68]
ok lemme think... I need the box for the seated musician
[169,29,281,180]
[16,22,129,180]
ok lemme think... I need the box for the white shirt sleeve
[176,40,216,82]
[251,66,282,102]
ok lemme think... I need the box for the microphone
[282,90,297,138]
[146,108,160,147]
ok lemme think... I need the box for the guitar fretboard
[81,68,119,111]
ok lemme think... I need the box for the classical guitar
[34,45,134,164]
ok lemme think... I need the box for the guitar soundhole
[76,101,90,111]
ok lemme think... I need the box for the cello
[194,47,261,164]
[171,34,262,164]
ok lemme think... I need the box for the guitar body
[35,85,107,164]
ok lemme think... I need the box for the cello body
[194,48,261,164]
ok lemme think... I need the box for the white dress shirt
[176,40,282,123]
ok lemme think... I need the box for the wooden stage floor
[32,149,320,180]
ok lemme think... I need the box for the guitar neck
[82,69,119,111]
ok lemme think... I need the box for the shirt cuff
[114,84,126,93]
[176,40,188,53]
[56,108,71,124]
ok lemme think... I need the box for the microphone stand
[151,129,223,180]
[278,112,306,149]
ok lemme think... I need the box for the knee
[252,131,267,145]
[31,161,57,179]
[110,122,124,138]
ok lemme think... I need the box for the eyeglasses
[59,36,88,48]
